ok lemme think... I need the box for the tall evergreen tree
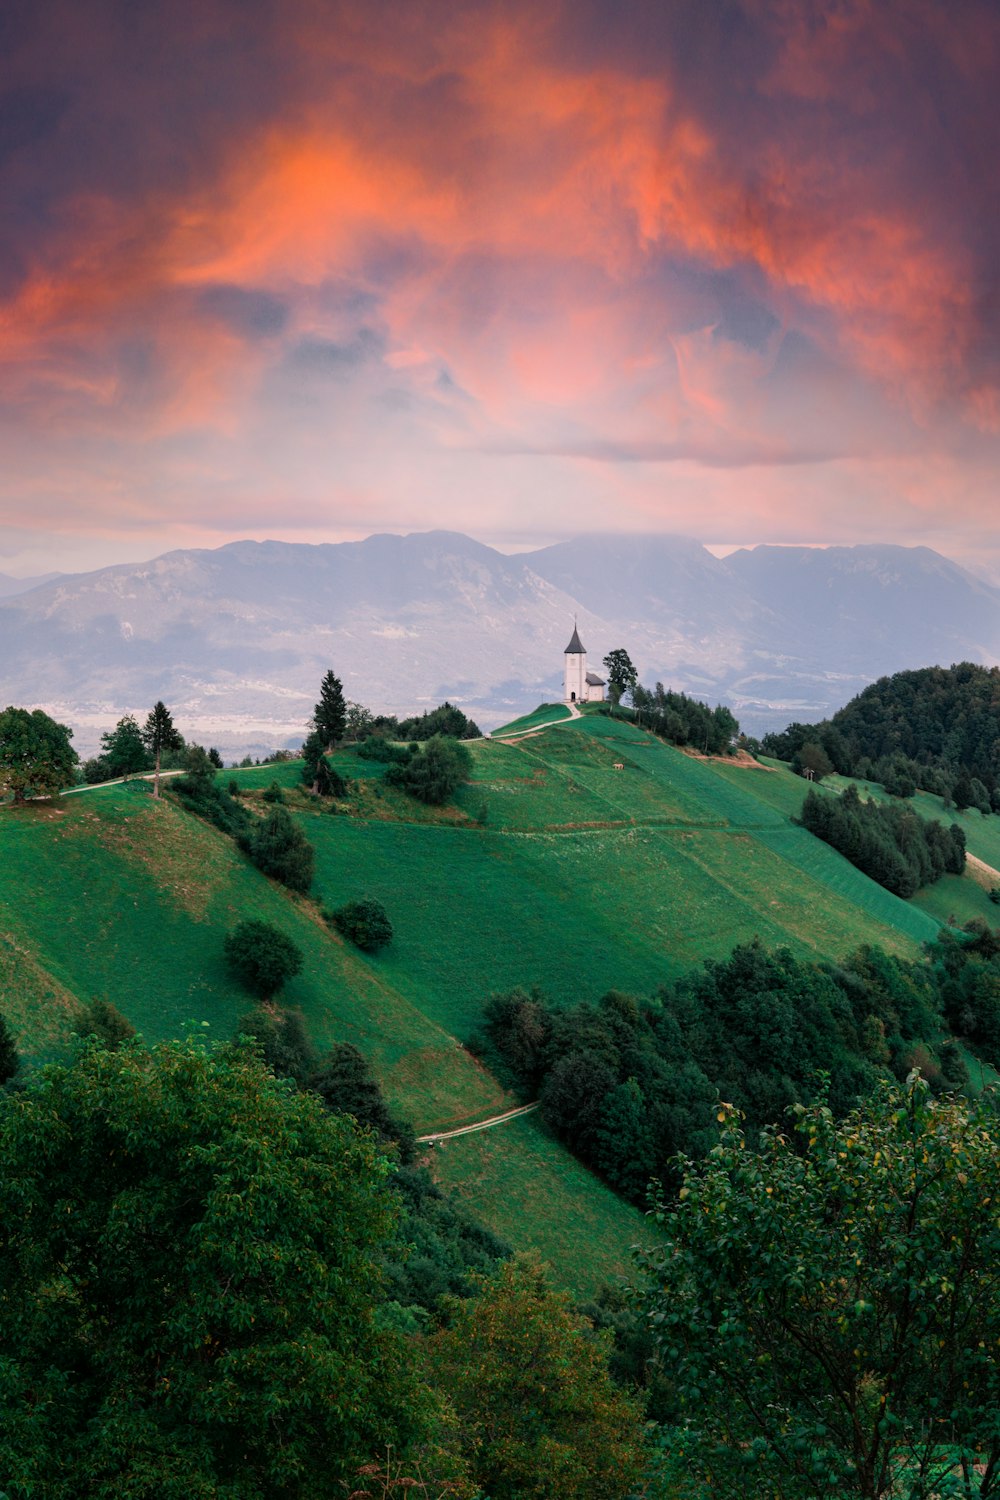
[313,671,346,750]
[141,701,183,799]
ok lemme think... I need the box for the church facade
[563,624,605,703]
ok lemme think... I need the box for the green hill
[1,710,968,1294]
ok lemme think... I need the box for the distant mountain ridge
[2,531,999,758]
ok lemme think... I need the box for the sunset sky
[2,0,999,577]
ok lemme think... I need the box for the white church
[563,623,606,704]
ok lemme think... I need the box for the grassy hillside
[2,710,962,1293]
[704,753,1000,926]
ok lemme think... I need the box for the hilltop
[3,533,1000,758]
[4,707,995,1292]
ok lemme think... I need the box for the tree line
[762,662,1000,812]
[474,934,977,1205]
[800,782,966,896]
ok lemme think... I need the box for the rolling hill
[3,708,990,1292]
[3,531,1000,758]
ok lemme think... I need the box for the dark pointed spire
[564,619,585,654]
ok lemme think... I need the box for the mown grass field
[704,752,1000,926]
[428,1110,656,1298]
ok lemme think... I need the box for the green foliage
[225,918,304,999]
[801,782,965,897]
[792,739,834,780]
[631,681,738,753]
[602,647,638,708]
[235,1002,316,1084]
[484,936,960,1203]
[384,735,472,805]
[262,779,285,803]
[766,663,1000,809]
[244,804,315,892]
[329,897,394,952]
[71,997,137,1049]
[313,668,347,748]
[0,704,78,802]
[301,728,348,796]
[424,1255,647,1498]
[311,1041,412,1154]
[0,1038,428,1497]
[0,1011,18,1085]
[141,700,183,798]
[639,1075,1000,1499]
[396,702,481,741]
[98,713,151,779]
[170,771,254,839]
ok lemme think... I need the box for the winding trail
[417,1101,539,1144]
[492,700,581,742]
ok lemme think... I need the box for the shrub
[328,898,393,952]
[263,780,285,803]
[384,736,471,805]
[245,805,315,893]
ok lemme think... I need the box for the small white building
[564,624,605,704]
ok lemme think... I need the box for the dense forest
[628,682,739,754]
[474,932,992,1205]
[762,662,1000,809]
[800,783,966,896]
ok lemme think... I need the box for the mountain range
[2,531,999,759]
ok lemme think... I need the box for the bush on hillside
[384,735,471,805]
[71,998,136,1050]
[225,919,304,1001]
[395,702,481,741]
[0,1012,18,1086]
[327,898,393,952]
[243,805,315,893]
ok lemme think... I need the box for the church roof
[585,671,605,685]
[564,624,585,654]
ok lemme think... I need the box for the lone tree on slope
[602,649,638,712]
[225,919,304,1001]
[141,701,183,799]
[313,671,346,750]
[0,706,78,803]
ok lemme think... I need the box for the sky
[1,0,999,577]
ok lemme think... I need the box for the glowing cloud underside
[1,0,999,573]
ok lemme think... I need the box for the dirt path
[417,1101,539,1143]
[61,769,186,797]
[965,852,1000,889]
[493,701,581,742]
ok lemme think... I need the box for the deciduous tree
[639,1075,1000,1499]
[602,648,638,710]
[0,1038,428,1497]
[0,705,78,802]
[424,1255,647,1499]
[98,713,151,779]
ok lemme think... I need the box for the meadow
[3,709,982,1293]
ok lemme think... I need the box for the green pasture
[491,702,571,737]
[0,788,508,1131]
[429,1110,656,1298]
